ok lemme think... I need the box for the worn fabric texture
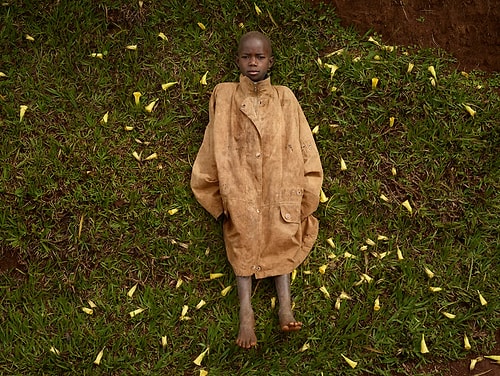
[191,75,323,278]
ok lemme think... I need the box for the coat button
[256,209,260,213]
[285,213,291,220]
[255,152,261,158]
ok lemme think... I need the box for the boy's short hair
[238,31,273,56]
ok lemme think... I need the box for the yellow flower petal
[335,297,341,310]
[19,105,28,122]
[477,290,487,306]
[144,152,158,161]
[180,305,189,320]
[373,296,380,311]
[344,251,356,259]
[90,52,104,59]
[291,269,297,282]
[371,77,379,90]
[368,36,381,46]
[144,100,157,113]
[161,81,178,90]
[420,334,429,354]
[88,300,97,308]
[25,34,35,41]
[424,267,435,279]
[377,235,389,241]
[167,208,178,215]
[94,348,105,365]
[464,333,471,350]
[311,125,319,135]
[407,62,414,73]
[176,278,183,288]
[484,355,500,361]
[397,245,404,260]
[366,238,376,246]
[341,354,358,369]
[377,251,390,259]
[442,311,456,319]
[340,157,347,171]
[380,194,389,202]
[127,283,138,298]
[200,71,208,85]
[324,63,338,79]
[339,291,352,300]
[270,296,276,309]
[210,273,224,280]
[319,188,328,203]
[0,72,7,77]
[326,238,335,249]
[101,111,109,124]
[469,357,484,371]
[126,45,137,50]
[299,342,310,352]
[389,116,395,127]
[197,22,206,30]
[221,285,232,296]
[361,273,373,283]
[319,286,330,299]
[129,308,146,317]
[132,151,141,162]
[133,91,141,105]
[158,32,168,40]
[82,307,93,315]
[200,370,208,376]
[254,3,262,15]
[50,346,60,355]
[391,167,397,176]
[429,287,442,292]
[196,300,206,310]
[318,264,327,274]
[430,77,436,87]
[161,336,167,349]
[324,48,345,57]
[193,347,209,366]
[428,65,437,80]
[402,199,413,214]
[124,126,134,131]
[463,104,476,117]
[360,245,368,251]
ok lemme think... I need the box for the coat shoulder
[213,82,238,97]
[273,85,296,97]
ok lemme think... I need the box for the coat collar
[239,74,273,96]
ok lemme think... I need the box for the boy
[191,31,323,348]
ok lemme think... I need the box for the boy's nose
[249,57,257,65]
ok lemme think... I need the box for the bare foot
[279,309,302,332]
[236,307,257,348]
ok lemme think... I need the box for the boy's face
[236,36,274,82]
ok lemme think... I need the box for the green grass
[1,0,499,374]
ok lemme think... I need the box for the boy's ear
[269,56,275,68]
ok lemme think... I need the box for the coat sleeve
[296,99,323,219]
[190,88,224,219]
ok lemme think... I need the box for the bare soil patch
[324,0,500,72]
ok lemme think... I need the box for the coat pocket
[280,204,301,224]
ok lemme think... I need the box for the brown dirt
[324,0,500,72]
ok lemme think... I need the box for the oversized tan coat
[191,75,323,278]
